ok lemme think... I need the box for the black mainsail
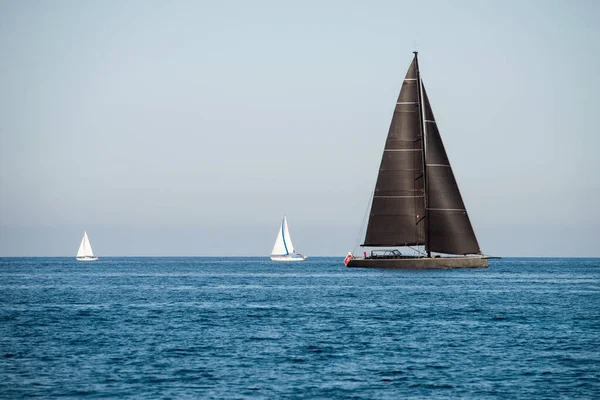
[362,52,481,256]
[363,57,426,247]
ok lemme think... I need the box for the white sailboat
[270,216,307,262]
[76,231,99,261]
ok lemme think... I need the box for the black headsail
[362,53,481,255]
[363,55,426,247]
[422,87,481,255]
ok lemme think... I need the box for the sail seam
[384,149,420,152]
[397,102,417,105]
[427,208,466,211]
[378,168,422,171]
[374,195,423,198]
[425,120,436,123]
[427,164,451,167]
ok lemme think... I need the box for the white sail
[282,217,295,253]
[271,218,289,256]
[76,231,95,258]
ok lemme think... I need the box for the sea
[1,257,599,399]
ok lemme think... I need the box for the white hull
[76,257,98,261]
[270,255,307,262]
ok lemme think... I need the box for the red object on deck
[343,252,353,266]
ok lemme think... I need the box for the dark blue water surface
[1,257,599,399]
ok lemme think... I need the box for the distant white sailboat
[76,231,98,261]
[270,216,307,262]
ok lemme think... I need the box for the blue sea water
[0,257,599,399]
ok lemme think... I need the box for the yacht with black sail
[344,52,488,269]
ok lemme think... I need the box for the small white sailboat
[76,231,99,261]
[270,216,307,262]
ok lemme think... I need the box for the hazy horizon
[1,1,599,257]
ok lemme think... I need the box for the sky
[0,0,598,257]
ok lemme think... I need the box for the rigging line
[353,190,374,255]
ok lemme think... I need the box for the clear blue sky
[1,0,598,256]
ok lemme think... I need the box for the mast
[413,52,431,257]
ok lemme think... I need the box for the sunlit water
[1,257,599,398]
